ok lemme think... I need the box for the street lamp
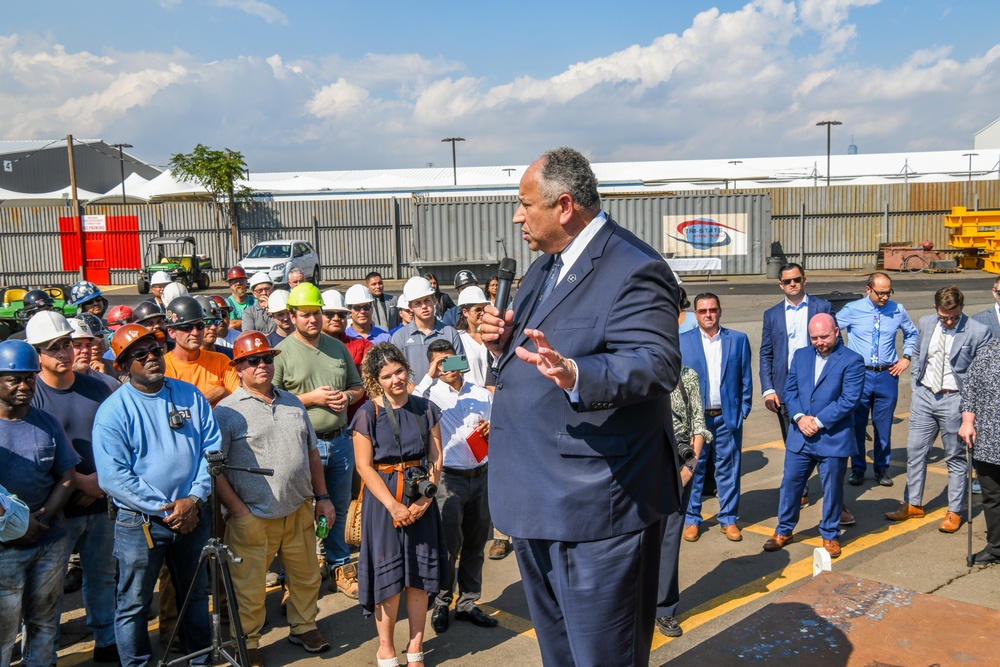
[963,152,978,182]
[441,137,465,185]
[815,120,842,186]
[111,143,133,203]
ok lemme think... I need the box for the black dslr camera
[403,466,437,499]
[675,432,696,463]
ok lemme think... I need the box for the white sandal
[406,652,424,663]
[377,656,399,667]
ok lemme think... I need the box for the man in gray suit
[886,285,991,532]
[366,272,399,330]
[972,275,1000,339]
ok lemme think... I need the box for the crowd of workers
[1,253,999,667]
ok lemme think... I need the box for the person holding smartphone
[413,340,496,634]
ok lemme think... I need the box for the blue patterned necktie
[870,311,880,366]
[536,254,563,305]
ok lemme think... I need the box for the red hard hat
[110,323,166,364]
[227,266,247,281]
[106,305,135,331]
[229,331,282,365]
[209,295,232,313]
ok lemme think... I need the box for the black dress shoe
[972,548,1000,565]
[656,616,682,637]
[432,605,449,633]
[875,470,893,487]
[455,607,498,628]
[847,470,864,486]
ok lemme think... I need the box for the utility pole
[112,143,133,203]
[66,134,86,279]
[816,120,842,186]
[441,137,465,185]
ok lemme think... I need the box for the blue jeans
[63,513,117,648]
[112,509,210,667]
[0,536,71,667]
[317,433,354,567]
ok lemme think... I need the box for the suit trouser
[686,413,742,526]
[224,502,321,649]
[514,522,661,667]
[974,460,1000,557]
[656,480,693,618]
[776,404,791,443]
[776,444,847,541]
[852,368,898,475]
[433,469,491,612]
[904,386,967,512]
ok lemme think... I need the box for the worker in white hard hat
[321,290,372,376]
[161,281,189,311]
[150,271,173,310]
[67,318,121,392]
[389,295,412,336]
[241,273,277,336]
[266,290,294,348]
[389,276,465,381]
[343,285,391,344]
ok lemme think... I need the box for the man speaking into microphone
[481,147,681,665]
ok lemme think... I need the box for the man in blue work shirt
[93,324,220,667]
[836,272,918,487]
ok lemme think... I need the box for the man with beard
[93,324,219,667]
[225,266,255,332]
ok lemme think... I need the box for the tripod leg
[216,554,251,667]
[159,547,214,666]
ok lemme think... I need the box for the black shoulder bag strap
[382,396,429,462]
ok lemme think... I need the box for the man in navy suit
[482,148,681,666]
[680,293,752,543]
[763,314,865,559]
[759,263,833,441]
[972,275,1000,339]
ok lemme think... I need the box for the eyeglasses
[252,287,272,295]
[780,277,803,286]
[241,354,274,366]
[696,308,720,315]
[871,289,894,298]
[467,306,485,314]
[173,322,206,332]
[937,314,962,324]
[129,346,164,364]
[323,311,347,319]
[204,319,221,327]
[351,304,372,312]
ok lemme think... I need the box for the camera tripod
[159,450,273,667]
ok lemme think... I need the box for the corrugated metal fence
[1,181,997,285]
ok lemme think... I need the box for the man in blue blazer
[763,313,865,559]
[887,285,991,532]
[680,294,752,542]
[482,148,681,666]
[972,275,1000,339]
[759,263,833,441]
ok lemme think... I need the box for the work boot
[332,563,359,599]
[317,556,330,580]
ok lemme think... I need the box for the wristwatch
[315,494,331,502]
[187,495,206,512]
[902,354,912,360]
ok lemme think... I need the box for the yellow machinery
[945,206,1000,272]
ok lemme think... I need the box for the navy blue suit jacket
[783,341,865,457]
[489,219,681,542]
[679,327,753,431]
[759,295,833,401]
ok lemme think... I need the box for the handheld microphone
[494,257,517,313]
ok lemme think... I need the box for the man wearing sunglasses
[93,324,219,667]
[214,332,335,662]
[162,296,240,408]
[886,285,990,533]
[343,284,391,344]
[836,272,918,487]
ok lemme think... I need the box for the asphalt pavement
[55,268,1000,666]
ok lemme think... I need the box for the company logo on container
[667,218,739,250]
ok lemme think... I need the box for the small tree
[169,144,254,260]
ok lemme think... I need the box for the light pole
[963,152,978,182]
[727,160,742,190]
[111,143,133,203]
[816,120,841,186]
[441,137,465,185]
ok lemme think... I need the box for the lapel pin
[567,274,577,283]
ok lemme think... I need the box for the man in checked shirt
[413,339,498,634]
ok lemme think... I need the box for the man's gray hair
[288,268,305,278]
[537,147,601,213]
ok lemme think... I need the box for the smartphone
[441,354,470,373]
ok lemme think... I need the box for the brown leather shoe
[800,495,809,508]
[682,524,700,542]
[939,511,962,533]
[721,524,742,542]
[763,533,793,552]
[823,539,841,559]
[885,503,924,521]
[840,507,856,526]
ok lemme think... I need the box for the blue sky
[3,1,1000,172]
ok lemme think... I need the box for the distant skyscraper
[848,133,858,155]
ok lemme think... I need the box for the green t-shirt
[273,333,362,434]
[226,294,256,320]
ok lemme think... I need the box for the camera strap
[382,395,429,463]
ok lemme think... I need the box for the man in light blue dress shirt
[836,272,917,487]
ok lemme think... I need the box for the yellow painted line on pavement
[649,506,948,650]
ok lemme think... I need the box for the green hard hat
[286,282,323,308]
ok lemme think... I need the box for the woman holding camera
[352,343,446,667]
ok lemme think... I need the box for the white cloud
[307,78,370,119]
[213,0,288,26]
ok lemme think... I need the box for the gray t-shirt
[390,321,465,381]
[214,386,318,519]
[241,303,278,336]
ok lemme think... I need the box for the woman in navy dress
[351,343,445,667]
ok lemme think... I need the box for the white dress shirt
[413,376,493,469]
[700,329,723,409]
[921,323,958,392]
[785,294,811,369]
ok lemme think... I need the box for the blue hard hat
[0,339,41,373]
[69,281,103,307]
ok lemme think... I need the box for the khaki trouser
[224,501,321,648]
